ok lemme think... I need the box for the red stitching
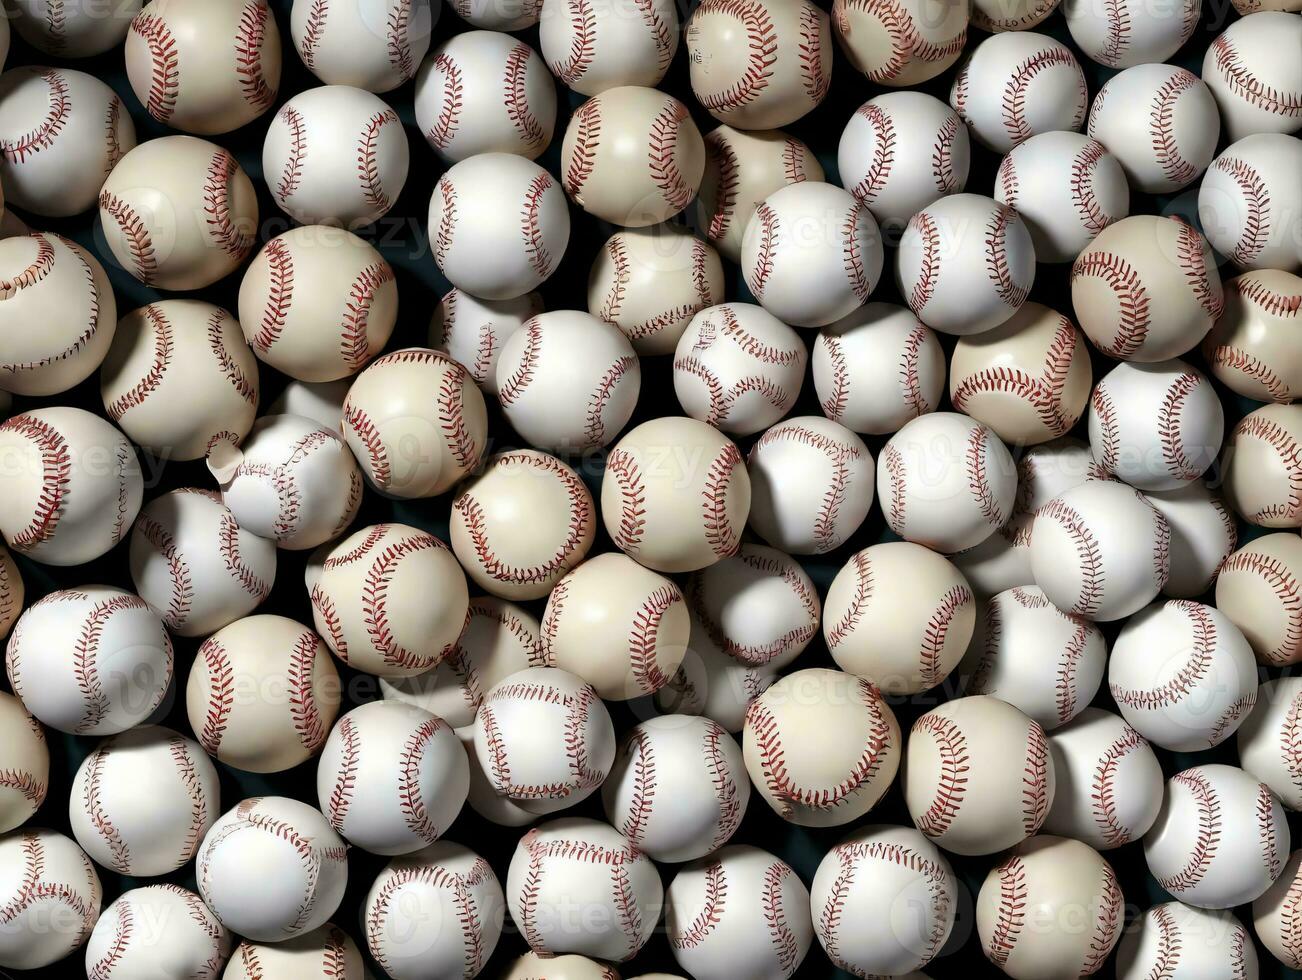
[826,550,872,649]
[300,0,327,69]
[691,550,819,666]
[1070,139,1115,235]
[703,130,740,241]
[250,238,293,352]
[1213,158,1271,266]
[45,1,67,53]
[399,716,453,843]
[0,414,70,553]
[763,861,801,972]
[1176,220,1223,320]
[749,202,778,297]
[616,727,656,843]
[1157,372,1207,482]
[0,769,44,805]
[605,448,646,553]
[673,357,788,430]
[131,13,178,122]
[920,585,972,689]
[340,261,393,372]
[598,236,628,321]
[672,859,724,948]
[1097,0,1130,66]
[932,114,959,193]
[1282,855,1302,968]
[702,441,744,559]
[986,854,1026,966]
[635,0,674,72]
[819,333,848,422]
[1212,34,1302,117]
[87,892,131,979]
[1002,47,1083,146]
[98,192,157,284]
[107,305,173,421]
[1154,769,1221,894]
[1092,385,1120,473]
[1022,721,1050,834]
[197,639,233,754]
[1219,549,1302,664]
[703,720,743,848]
[1151,70,1199,187]
[692,0,777,112]
[1233,413,1302,524]
[84,747,130,870]
[365,862,489,978]
[1071,250,1150,358]
[504,41,545,151]
[357,110,400,213]
[0,68,69,163]
[276,105,306,203]
[564,99,600,199]
[437,359,479,470]
[235,1,276,113]
[425,54,462,149]
[647,98,693,213]
[521,172,556,279]
[133,513,192,630]
[1145,902,1181,977]
[883,442,907,530]
[363,534,446,670]
[985,203,1030,309]
[0,233,55,299]
[629,585,682,693]
[850,104,895,204]
[797,3,828,103]
[1031,497,1104,617]
[498,317,541,406]
[550,0,596,83]
[343,405,391,491]
[1091,722,1148,846]
[325,714,358,828]
[966,426,1006,527]
[287,630,326,751]
[971,0,1057,30]
[908,211,940,313]
[387,0,414,81]
[1211,342,1291,402]
[1083,863,1123,974]
[841,204,871,302]
[167,736,208,864]
[584,354,636,448]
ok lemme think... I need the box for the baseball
[695,125,824,263]
[1118,902,1258,979]
[602,714,749,862]
[976,835,1123,978]
[291,0,436,92]
[341,348,487,498]
[743,667,901,828]
[430,288,544,395]
[1222,403,1302,528]
[447,0,541,29]
[1255,850,1302,969]
[198,796,348,942]
[655,621,779,734]
[506,817,663,961]
[1203,270,1302,403]
[307,522,469,677]
[496,311,640,452]
[0,232,116,397]
[832,0,968,87]
[317,700,468,856]
[561,85,705,227]
[0,67,135,217]
[668,845,813,980]
[0,544,20,640]
[0,690,46,833]
[0,829,101,970]
[1042,706,1164,850]
[460,724,536,829]
[950,31,1088,153]
[742,181,884,328]
[878,411,1016,554]
[225,923,365,980]
[905,695,1054,856]
[1199,134,1302,273]
[101,300,260,460]
[838,92,969,234]
[1203,12,1302,142]
[813,302,945,436]
[809,824,955,978]
[1145,764,1290,909]
[1063,0,1198,68]
[6,586,170,736]
[186,614,341,773]
[99,135,258,290]
[685,0,830,128]
[994,131,1129,263]
[500,952,620,979]
[69,725,218,876]
[431,152,570,298]
[1239,678,1302,811]
[825,543,974,696]
[85,884,230,980]
[269,380,350,433]
[1144,481,1237,599]
[589,225,724,356]
[539,0,679,95]
[363,840,505,980]
[897,193,1036,336]
[9,0,142,57]
[602,416,750,573]
[971,0,1059,31]
[1087,63,1219,194]
[207,413,362,550]
[1216,533,1302,666]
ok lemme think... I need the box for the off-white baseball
[291,0,436,92]
[1238,677,1302,811]
[1222,403,1302,528]
[1255,849,1302,969]
[539,0,679,95]
[1199,134,1302,273]
[1145,481,1237,599]
[655,620,779,734]
[85,884,230,980]
[1063,0,1198,68]
[1216,533,1302,666]
[1118,901,1258,979]
[0,829,100,970]
[225,923,365,980]
[500,952,620,979]
[1203,270,1302,402]
[1203,12,1302,142]
[0,690,45,833]
[268,378,351,432]
[430,288,544,395]
[447,0,541,29]
[832,0,968,87]
[0,545,19,641]
[10,0,142,57]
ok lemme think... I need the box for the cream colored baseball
[1222,403,1302,528]
[291,0,436,92]
[1255,849,1302,969]
[1064,0,1198,68]
[0,690,46,834]
[1216,533,1302,666]
[0,544,21,642]
[0,829,100,970]
[539,0,679,95]
[832,0,968,87]
[225,923,365,980]
[500,952,620,979]
[85,884,230,980]
[10,0,142,57]
[1144,481,1237,599]
[655,620,778,734]
[971,0,1059,31]
[1203,270,1302,402]
[430,288,544,394]
[269,380,350,432]
[1199,134,1302,273]
[1203,12,1302,142]
[448,0,541,29]
[1118,901,1258,979]
[1239,677,1302,811]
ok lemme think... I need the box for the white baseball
[1203,270,1302,402]
[743,667,901,828]
[225,923,365,980]
[85,884,230,980]
[500,952,620,979]
[186,615,341,774]
[904,695,1054,856]
[1145,764,1289,909]
[1255,849,1302,969]
[458,725,535,829]
[430,288,543,394]
[431,152,570,298]
[10,0,142,57]
[668,845,812,980]
[742,181,884,328]
[1216,533,1302,666]
[269,379,350,432]
[1118,901,1258,980]
[1239,677,1302,810]
[291,0,436,92]
[1063,0,1198,68]
[540,0,679,95]
[0,232,116,397]
[447,0,541,29]
[0,829,100,969]
[0,544,20,642]
[1042,706,1164,850]
[813,302,945,435]
[1203,12,1302,142]
[0,690,45,833]
[655,620,778,734]
[1199,134,1302,273]
[1145,481,1237,599]
[198,796,348,942]
[971,0,1060,31]
[809,825,956,978]
[831,0,968,88]
[0,67,134,217]
[1222,403,1302,527]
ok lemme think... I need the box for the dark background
[2,0,1296,976]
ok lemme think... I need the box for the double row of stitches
[693,0,776,112]
[479,681,604,800]
[1218,549,1302,665]
[1110,600,1215,714]
[0,68,69,163]
[690,551,818,666]
[366,859,493,978]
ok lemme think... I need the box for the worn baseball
[1200,135,1302,273]
[813,303,945,436]
[85,884,230,980]
[539,0,678,95]
[1064,0,1198,68]
[809,824,955,978]
[69,725,219,876]
[291,0,435,91]
[602,714,749,862]
[1239,678,1302,811]
[971,0,1059,30]
[0,67,134,217]
[306,522,469,678]
[950,31,1088,153]
[897,194,1036,336]
[101,301,259,460]
[496,311,640,452]
[977,835,1123,979]
[1146,764,1289,909]
[1222,403,1302,528]
[1216,533,1302,666]
[589,225,724,356]
[668,845,812,980]
[1256,850,1302,969]
[743,667,901,828]
[825,543,974,696]
[832,0,968,87]
[417,29,554,161]
[742,181,884,329]
[994,131,1129,263]
[686,0,830,128]
[0,691,46,833]
[602,416,750,574]
[499,952,620,979]
[1073,215,1224,362]
[431,152,570,298]
[0,233,116,396]
[655,620,779,734]
[0,545,20,641]
[198,796,348,942]
[341,348,487,499]
[561,85,704,227]
[186,615,341,773]
[1203,271,1302,402]
[695,125,823,263]
[9,0,142,57]
[1203,12,1302,142]
[1145,482,1237,599]
[1042,707,1164,850]
[0,829,101,969]
[447,0,541,29]
[430,288,544,395]
[1119,901,1258,979]
[905,695,1054,856]
[99,135,258,290]
[225,923,365,980]
[838,92,969,234]
[363,840,505,980]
